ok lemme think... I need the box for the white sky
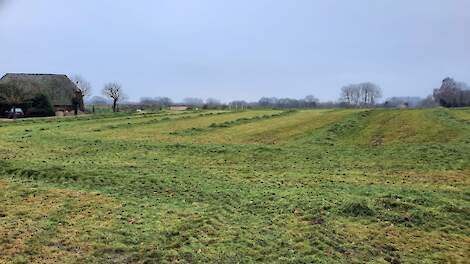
[1,0,469,102]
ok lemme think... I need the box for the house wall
[54,105,75,112]
[169,106,191,111]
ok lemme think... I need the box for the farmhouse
[169,105,192,111]
[0,73,83,114]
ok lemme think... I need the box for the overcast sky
[1,0,469,102]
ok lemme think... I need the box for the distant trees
[139,97,173,108]
[303,95,319,107]
[155,97,173,107]
[229,100,248,111]
[204,98,222,109]
[88,96,110,105]
[102,82,125,112]
[183,97,204,107]
[419,95,438,108]
[384,97,423,108]
[433,77,470,107]
[65,76,470,112]
[362,83,382,105]
[277,98,302,108]
[258,97,278,107]
[340,82,382,107]
[257,95,318,109]
[381,96,438,108]
[340,85,360,106]
[182,98,224,109]
[140,97,226,109]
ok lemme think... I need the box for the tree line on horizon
[84,76,469,111]
[3,74,467,114]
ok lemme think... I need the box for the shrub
[28,93,55,117]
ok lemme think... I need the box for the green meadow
[0,108,469,263]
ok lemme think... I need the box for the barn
[169,105,192,111]
[0,73,83,114]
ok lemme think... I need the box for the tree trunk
[12,105,17,120]
[113,100,117,112]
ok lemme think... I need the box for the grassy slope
[338,109,464,145]
[0,108,469,263]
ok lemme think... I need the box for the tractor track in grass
[169,110,294,136]
[88,111,208,131]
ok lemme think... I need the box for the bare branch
[102,82,125,112]
[71,74,92,98]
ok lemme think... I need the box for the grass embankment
[0,108,469,263]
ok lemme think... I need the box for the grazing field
[0,108,469,263]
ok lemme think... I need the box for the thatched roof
[0,73,78,106]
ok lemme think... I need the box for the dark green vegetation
[28,93,55,117]
[0,108,469,263]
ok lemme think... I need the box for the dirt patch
[371,135,384,146]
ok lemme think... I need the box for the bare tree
[358,82,381,105]
[340,84,363,106]
[0,83,27,119]
[340,82,381,107]
[71,74,92,98]
[229,100,248,111]
[351,86,361,106]
[340,85,356,105]
[102,82,125,112]
[364,82,382,105]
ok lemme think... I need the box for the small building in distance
[169,105,192,111]
[0,73,83,114]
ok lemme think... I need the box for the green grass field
[0,108,469,263]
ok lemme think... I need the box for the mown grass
[332,109,465,146]
[0,108,469,263]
